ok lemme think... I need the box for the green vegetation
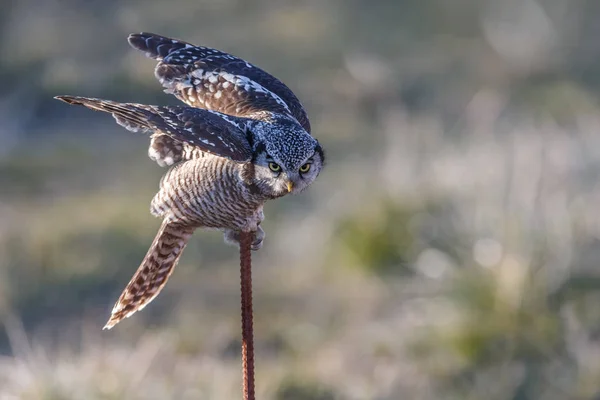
[2,0,600,398]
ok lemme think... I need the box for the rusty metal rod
[239,231,255,400]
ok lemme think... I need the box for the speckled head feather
[251,116,318,170]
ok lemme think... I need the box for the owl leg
[223,225,265,251]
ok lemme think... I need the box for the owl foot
[223,226,265,251]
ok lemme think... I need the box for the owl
[55,32,324,329]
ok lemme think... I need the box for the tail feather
[104,221,194,329]
[128,32,193,61]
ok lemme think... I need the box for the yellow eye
[299,163,311,173]
[268,162,281,172]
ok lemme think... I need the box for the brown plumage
[103,149,268,330]
[127,32,311,132]
[55,33,324,329]
[104,221,193,329]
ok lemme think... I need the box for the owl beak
[286,181,294,193]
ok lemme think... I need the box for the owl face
[243,118,325,198]
[249,143,324,198]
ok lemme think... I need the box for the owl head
[244,118,325,198]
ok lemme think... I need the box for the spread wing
[54,96,252,164]
[128,32,311,133]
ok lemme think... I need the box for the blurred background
[2,0,600,398]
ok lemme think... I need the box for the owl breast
[150,155,265,231]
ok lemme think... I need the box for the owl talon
[251,226,265,250]
[224,226,265,251]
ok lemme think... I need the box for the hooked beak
[286,181,294,193]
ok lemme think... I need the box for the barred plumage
[104,221,194,329]
[56,32,324,329]
[150,155,265,230]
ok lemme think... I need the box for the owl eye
[299,163,311,173]
[268,162,281,172]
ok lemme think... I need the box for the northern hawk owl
[55,32,324,329]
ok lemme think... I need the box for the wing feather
[128,32,311,133]
[55,95,252,163]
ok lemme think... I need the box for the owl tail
[103,220,194,330]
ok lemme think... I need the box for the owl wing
[54,96,253,163]
[128,32,311,133]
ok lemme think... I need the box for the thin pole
[239,231,255,400]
